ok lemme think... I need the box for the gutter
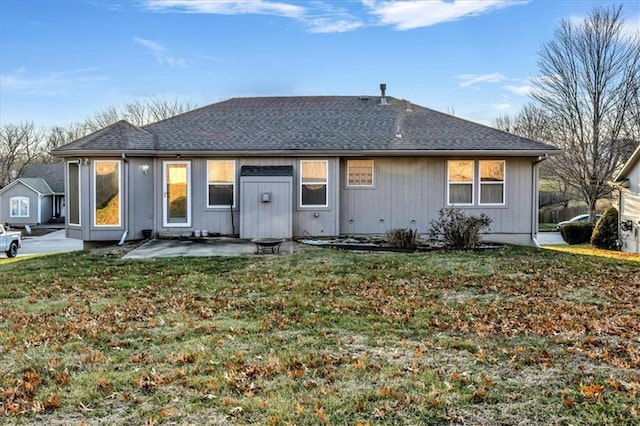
[51,149,562,158]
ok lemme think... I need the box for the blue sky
[1,0,638,127]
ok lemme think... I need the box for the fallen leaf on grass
[316,407,328,424]
[159,406,177,417]
[97,376,112,391]
[472,386,487,402]
[561,389,574,408]
[353,355,367,370]
[43,394,60,410]
[579,383,605,400]
[378,387,393,396]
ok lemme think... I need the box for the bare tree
[493,103,553,142]
[39,97,198,161]
[532,5,640,219]
[44,123,88,160]
[0,122,47,186]
[83,97,197,132]
[493,104,574,204]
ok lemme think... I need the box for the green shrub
[560,222,594,245]
[429,208,492,249]
[386,227,419,249]
[591,207,618,249]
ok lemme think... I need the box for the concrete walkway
[536,232,566,246]
[13,229,83,257]
[122,238,297,259]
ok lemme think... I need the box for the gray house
[51,89,559,247]
[613,144,640,253]
[0,163,65,226]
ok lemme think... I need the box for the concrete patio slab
[122,238,297,259]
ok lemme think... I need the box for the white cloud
[365,0,530,30]
[456,73,507,88]
[491,102,513,111]
[133,37,187,68]
[145,0,305,18]
[307,17,364,33]
[144,0,363,33]
[0,67,107,95]
[503,84,532,96]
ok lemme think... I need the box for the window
[448,160,474,205]
[300,160,328,207]
[479,160,505,205]
[10,197,29,217]
[347,159,374,187]
[94,160,121,227]
[207,160,236,207]
[68,162,81,226]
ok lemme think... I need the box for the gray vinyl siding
[67,157,154,242]
[619,159,640,253]
[127,158,155,239]
[155,157,339,238]
[619,191,640,253]
[240,176,293,238]
[626,160,640,194]
[74,155,535,244]
[0,183,40,225]
[340,157,535,244]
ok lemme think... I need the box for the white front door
[163,161,191,227]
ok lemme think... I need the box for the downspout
[153,160,158,239]
[38,195,42,225]
[531,155,548,247]
[118,153,129,246]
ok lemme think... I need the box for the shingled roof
[52,96,558,156]
[1,178,54,195]
[22,163,65,193]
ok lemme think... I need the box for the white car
[556,214,602,231]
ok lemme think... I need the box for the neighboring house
[0,163,65,226]
[613,145,640,254]
[51,88,560,247]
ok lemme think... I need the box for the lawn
[1,247,638,424]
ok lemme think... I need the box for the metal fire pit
[251,238,285,254]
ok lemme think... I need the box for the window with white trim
[10,196,29,217]
[347,159,374,187]
[94,160,121,227]
[300,160,328,207]
[479,160,505,205]
[448,160,474,205]
[68,162,81,226]
[207,160,236,207]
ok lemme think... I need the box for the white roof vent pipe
[379,83,388,105]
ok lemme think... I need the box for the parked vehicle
[555,214,602,231]
[0,224,22,258]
